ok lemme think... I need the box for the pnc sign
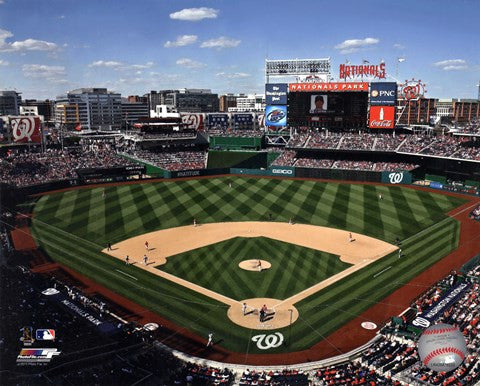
[370,82,397,106]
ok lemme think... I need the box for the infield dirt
[104,221,397,330]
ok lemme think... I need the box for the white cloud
[216,72,250,79]
[434,59,468,70]
[176,58,206,68]
[393,43,405,50]
[0,29,59,52]
[22,64,67,83]
[164,35,197,48]
[0,1,4,4]
[169,7,219,21]
[0,59,8,65]
[334,37,379,54]
[89,60,154,70]
[442,65,468,71]
[200,36,241,49]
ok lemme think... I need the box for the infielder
[206,333,213,347]
[143,255,148,265]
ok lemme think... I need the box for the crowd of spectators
[0,262,235,385]
[305,132,343,149]
[0,146,134,187]
[284,131,480,160]
[141,131,197,140]
[273,153,418,172]
[207,128,264,138]
[239,369,308,385]
[127,149,206,171]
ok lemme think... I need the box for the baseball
[417,323,467,372]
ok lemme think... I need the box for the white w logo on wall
[251,332,284,350]
[388,172,404,184]
[10,117,41,143]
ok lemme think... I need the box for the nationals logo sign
[10,117,42,143]
[400,78,427,100]
[181,114,204,131]
[369,106,395,129]
[340,63,386,80]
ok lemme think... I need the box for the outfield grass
[159,237,350,300]
[30,177,466,354]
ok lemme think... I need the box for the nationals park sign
[289,82,368,92]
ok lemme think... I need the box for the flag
[75,123,82,131]
[398,58,406,63]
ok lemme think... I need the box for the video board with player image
[288,91,368,128]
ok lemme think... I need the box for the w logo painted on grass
[252,332,284,350]
[388,172,404,184]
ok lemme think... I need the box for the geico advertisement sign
[271,169,293,175]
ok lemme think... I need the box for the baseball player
[107,242,112,251]
[242,302,247,316]
[143,255,148,265]
[125,255,130,265]
[193,218,197,227]
[206,333,213,347]
[145,241,149,251]
[398,248,402,259]
[349,233,354,242]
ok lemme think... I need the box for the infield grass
[159,237,350,300]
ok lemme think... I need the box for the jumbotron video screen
[288,91,368,128]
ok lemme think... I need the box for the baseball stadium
[1,59,480,385]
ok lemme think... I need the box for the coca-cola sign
[369,106,395,129]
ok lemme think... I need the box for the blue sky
[0,0,478,100]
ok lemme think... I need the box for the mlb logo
[36,329,55,340]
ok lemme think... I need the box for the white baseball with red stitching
[417,323,467,372]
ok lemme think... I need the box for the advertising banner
[9,117,42,143]
[411,282,471,329]
[265,105,287,127]
[208,113,229,128]
[289,82,368,92]
[233,113,254,124]
[370,82,397,106]
[369,106,395,129]
[265,83,288,105]
[381,171,412,184]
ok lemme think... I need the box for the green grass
[30,177,467,354]
[159,237,350,301]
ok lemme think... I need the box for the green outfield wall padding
[207,150,267,169]
[119,154,165,177]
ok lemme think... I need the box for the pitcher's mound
[227,298,299,330]
[239,259,271,271]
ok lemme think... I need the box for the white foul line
[115,269,138,280]
[373,266,392,278]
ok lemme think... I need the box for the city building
[453,99,480,124]
[396,98,437,126]
[121,99,149,124]
[228,94,265,112]
[145,89,219,113]
[21,99,54,122]
[0,90,22,116]
[219,94,246,112]
[55,88,122,130]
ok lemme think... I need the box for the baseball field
[30,176,466,356]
